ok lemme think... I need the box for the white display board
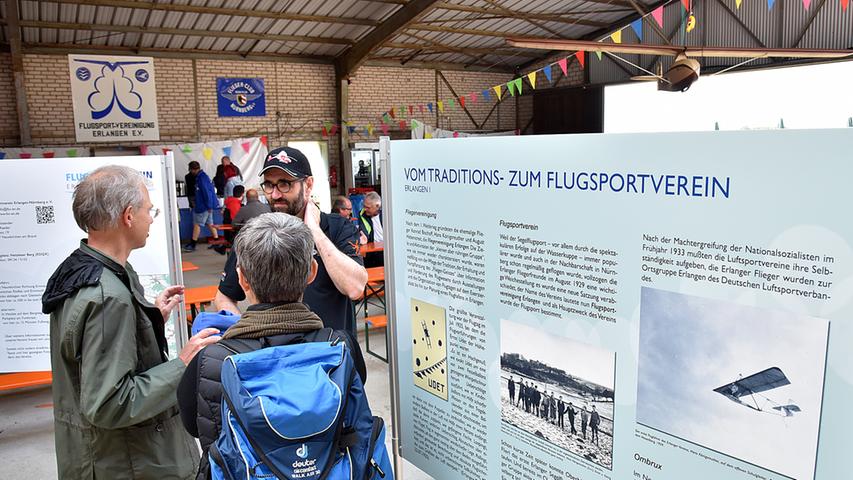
[384,130,853,480]
[0,155,183,373]
[68,54,160,142]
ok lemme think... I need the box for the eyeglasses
[261,178,304,194]
[149,207,160,219]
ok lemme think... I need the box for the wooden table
[184,285,220,321]
[181,261,199,272]
[359,242,384,256]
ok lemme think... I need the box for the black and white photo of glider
[713,367,800,416]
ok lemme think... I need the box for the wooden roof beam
[434,2,609,28]
[42,0,379,27]
[383,41,541,57]
[16,20,355,45]
[337,0,440,78]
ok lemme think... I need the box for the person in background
[184,161,219,252]
[184,168,196,209]
[357,191,383,267]
[581,404,590,440]
[331,195,367,245]
[224,185,244,222]
[177,213,367,479]
[214,146,367,336]
[42,165,220,479]
[232,188,271,231]
[213,155,241,196]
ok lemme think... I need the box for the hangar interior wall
[0,53,558,150]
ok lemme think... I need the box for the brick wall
[5,53,539,152]
[155,58,197,142]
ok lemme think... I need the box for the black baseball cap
[259,146,312,178]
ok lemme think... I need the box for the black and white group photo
[500,319,616,470]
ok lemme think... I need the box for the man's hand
[155,285,184,322]
[303,198,321,230]
[179,328,221,365]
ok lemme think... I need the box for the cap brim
[259,165,309,178]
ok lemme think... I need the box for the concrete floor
[0,245,431,479]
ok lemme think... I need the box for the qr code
[36,205,55,224]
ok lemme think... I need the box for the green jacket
[43,241,198,479]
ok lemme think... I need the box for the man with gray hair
[177,212,366,478]
[357,191,383,267]
[42,165,221,479]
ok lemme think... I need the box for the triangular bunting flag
[452,132,459,138]
[736,0,743,8]
[241,141,251,152]
[513,78,523,95]
[399,120,407,130]
[428,103,434,113]
[399,106,405,118]
[162,148,172,155]
[425,132,433,139]
[631,19,643,41]
[260,135,268,147]
[682,0,690,10]
[419,104,425,114]
[140,145,148,155]
[347,126,356,134]
[0,152,6,160]
[408,105,413,116]
[558,58,568,75]
[470,92,477,103]
[527,71,537,89]
[447,98,455,109]
[595,51,603,61]
[842,0,849,11]
[543,65,553,84]
[438,101,444,112]
[329,124,338,136]
[321,124,329,137]
[482,89,491,101]
[20,152,32,159]
[459,96,466,108]
[507,80,516,97]
[575,51,585,68]
[182,145,193,154]
[493,85,503,101]
[66,149,78,157]
[43,151,55,158]
[768,0,775,8]
[611,29,623,44]
[652,6,664,27]
[202,146,214,161]
[223,146,232,157]
[367,123,375,136]
[389,108,395,119]
[380,124,389,135]
[802,0,811,7]
[410,119,419,129]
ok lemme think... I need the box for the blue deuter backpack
[208,338,393,480]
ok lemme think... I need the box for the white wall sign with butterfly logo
[68,54,160,142]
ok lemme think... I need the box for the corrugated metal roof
[3,0,851,78]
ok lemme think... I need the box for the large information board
[0,155,184,373]
[384,130,853,480]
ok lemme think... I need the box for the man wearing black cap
[214,146,368,335]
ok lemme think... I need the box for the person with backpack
[177,213,388,480]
